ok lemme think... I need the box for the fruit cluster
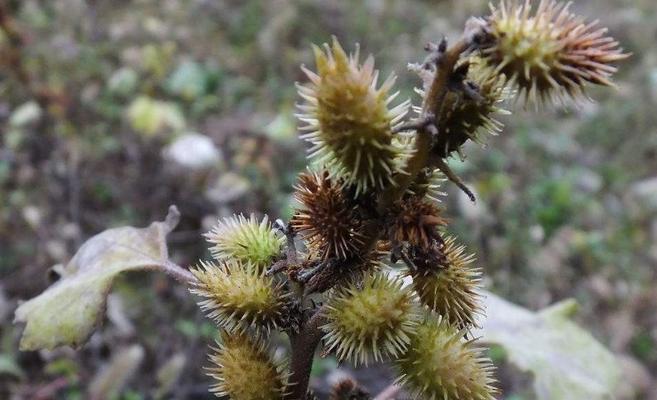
[190,2,627,398]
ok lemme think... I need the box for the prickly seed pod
[208,332,288,400]
[409,236,483,329]
[435,60,511,158]
[388,197,447,249]
[190,261,289,335]
[480,0,629,104]
[205,214,284,270]
[395,318,497,400]
[322,273,421,366]
[291,170,365,260]
[296,36,410,195]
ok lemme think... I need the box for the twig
[377,37,471,213]
[266,259,289,276]
[434,157,476,202]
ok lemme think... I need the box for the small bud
[291,170,365,260]
[191,261,289,335]
[480,0,629,104]
[208,332,288,400]
[409,236,483,330]
[395,318,497,400]
[388,197,447,249]
[205,214,284,270]
[297,36,410,195]
[322,273,421,366]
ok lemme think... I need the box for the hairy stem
[160,260,198,285]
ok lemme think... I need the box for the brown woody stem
[378,37,470,213]
[284,308,327,400]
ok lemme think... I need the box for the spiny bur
[291,169,365,260]
[208,332,288,400]
[406,168,447,203]
[296,36,410,195]
[322,273,421,366]
[434,59,511,158]
[388,196,447,249]
[205,214,284,270]
[409,236,484,330]
[411,58,510,159]
[329,378,369,400]
[479,0,629,103]
[191,260,289,335]
[395,318,497,400]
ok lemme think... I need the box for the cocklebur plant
[13,1,627,399]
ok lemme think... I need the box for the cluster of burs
[189,1,626,399]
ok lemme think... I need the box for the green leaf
[478,291,621,400]
[14,207,180,351]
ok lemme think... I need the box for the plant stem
[377,37,470,213]
[422,38,469,117]
[284,308,327,400]
[160,260,198,285]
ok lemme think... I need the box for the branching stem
[285,35,473,400]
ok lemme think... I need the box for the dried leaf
[14,207,180,350]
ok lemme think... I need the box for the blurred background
[0,0,655,398]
